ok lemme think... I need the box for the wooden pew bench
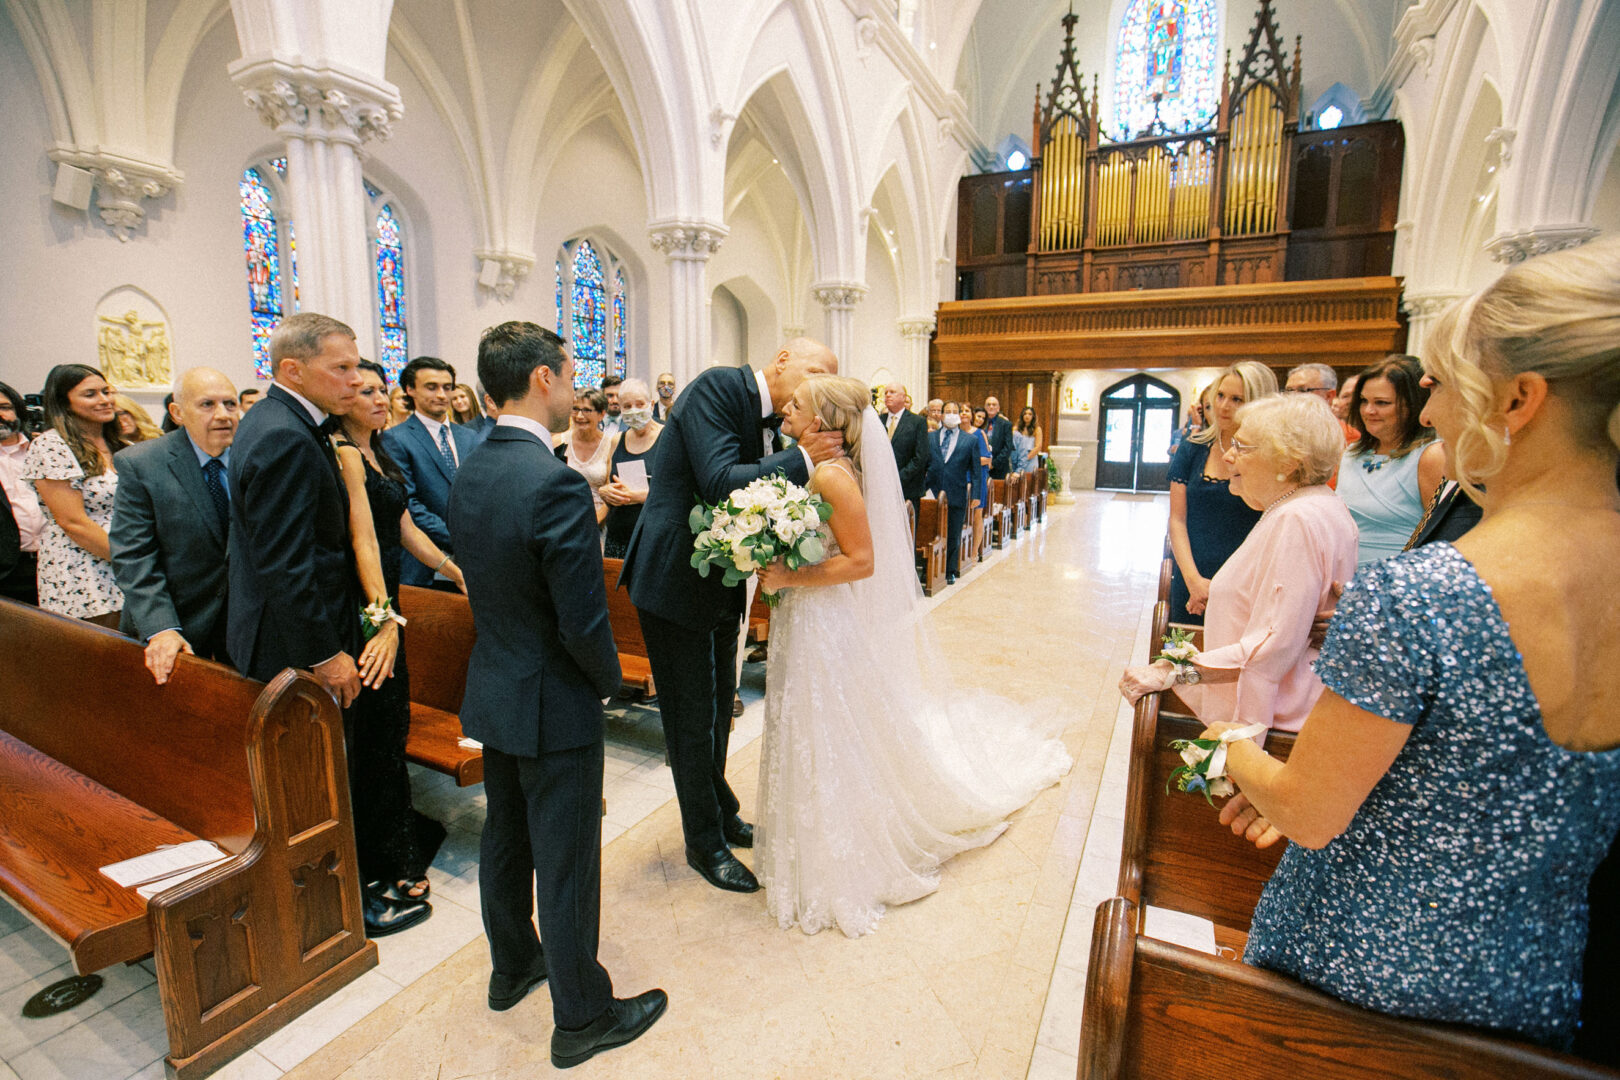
[915,496,948,596]
[0,600,375,1080]
[602,557,654,694]
[1079,599,1619,1080]
[1034,459,1048,523]
[989,478,1015,545]
[400,584,483,786]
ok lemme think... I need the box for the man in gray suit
[110,368,239,684]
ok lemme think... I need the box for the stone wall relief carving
[95,287,175,390]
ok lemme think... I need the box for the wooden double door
[1096,375,1179,492]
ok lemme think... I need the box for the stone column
[1401,289,1468,356]
[235,71,401,340]
[1485,225,1599,265]
[896,317,935,401]
[649,221,726,388]
[813,282,867,364]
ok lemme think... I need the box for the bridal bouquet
[689,473,833,605]
[1166,723,1268,806]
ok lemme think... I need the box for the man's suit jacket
[381,413,478,585]
[620,365,809,630]
[226,385,358,682]
[448,425,621,756]
[110,429,230,651]
[884,410,931,502]
[0,483,18,580]
[926,426,978,510]
[471,414,497,446]
[984,414,1013,478]
[1408,481,1484,550]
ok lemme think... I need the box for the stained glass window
[240,166,283,379]
[556,260,564,333]
[373,201,408,382]
[570,240,608,389]
[613,267,627,378]
[1113,0,1219,140]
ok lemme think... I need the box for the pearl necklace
[1259,486,1301,522]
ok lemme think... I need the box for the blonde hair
[1235,393,1344,486]
[1191,360,1279,444]
[1424,236,1620,493]
[114,394,163,442]
[797,375,873,471]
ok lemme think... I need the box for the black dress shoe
[723,816,754,849]
[488,953,548,1012]
[685,847,759,892]
[362,884,431,938]
[551,989,669,1069]
[946,572,959,584]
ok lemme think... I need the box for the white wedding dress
[756,408,1072,937]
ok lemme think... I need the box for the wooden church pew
[0,600,375,1080]
[400,584,483,786]
[915,495,948,596]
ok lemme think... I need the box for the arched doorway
[1095,374,1180,491]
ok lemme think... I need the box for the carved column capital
[475,250,536,301]
[1485,225,1599,265]
[648,220,728,260]
[1401,289,1468,319]
[233,62,403,146]
[813,282,868,310]
[48,148,183,242]
[896,317,936,341]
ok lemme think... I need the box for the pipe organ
[955,0,1400,300]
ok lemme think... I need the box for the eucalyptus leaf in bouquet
[689,472,834,605]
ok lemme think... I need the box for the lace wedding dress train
[756,413,1071,938]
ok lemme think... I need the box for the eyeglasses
[570,406,599,415]
[1284,386,1335,394]
[1229,437,1259,455]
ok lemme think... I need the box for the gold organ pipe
[1265,92,1282,231]
[1062,123,1077,247]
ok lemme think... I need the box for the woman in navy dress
[1167,361,1276,623]
[1205,240,1620,1050]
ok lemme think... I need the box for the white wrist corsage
[1155,628,1201,685]
[361,598,408,641]
[1166,723,1268,805]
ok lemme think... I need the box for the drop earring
[1276,472,1287,482]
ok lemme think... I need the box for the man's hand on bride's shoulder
[757,559,792,595]
[799,429,844,464]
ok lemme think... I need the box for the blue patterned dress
[1245,544,1620,1049]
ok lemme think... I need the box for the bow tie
[761,415,783,434]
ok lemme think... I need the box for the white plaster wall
[709,285,747,368]
[0,11,263,401]
[852,224,903,387]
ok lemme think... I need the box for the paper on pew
[1142,905,1218,955]
[101,840,229,894]
[459,737,483,750]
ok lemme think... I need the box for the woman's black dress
[350,452,446,885]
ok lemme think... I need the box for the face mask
[620,407,652,431]
[942,414,961,429]
[658,385,674,399]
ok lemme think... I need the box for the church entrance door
[1095,374,1179,492]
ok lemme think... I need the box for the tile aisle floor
[0,492,1167,1080]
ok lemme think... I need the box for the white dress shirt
[0,436,45,552]
[416,411,460,466]
[496,414,554,442]
[274,382,328,426]
[754,369,815,476]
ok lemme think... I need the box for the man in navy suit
[449,322,666,1067]
[983,395,1014,479]
[619,339,842,893]
[927,401,976,584]
[382,356,477,586]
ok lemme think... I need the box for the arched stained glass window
[374,204,408,383]
[555,238,630,389]
[240,167,284,379]
[571,241,608,389]
[613,266,627,378]
[1112,0,1219,140]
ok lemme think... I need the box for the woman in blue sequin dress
[1199,240,1620,1051]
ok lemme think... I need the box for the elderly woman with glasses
[1121,393,1359,736]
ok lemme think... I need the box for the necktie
[436,423,458,477]
[888,413,900,440]
[942,431,955,460]
[202,458,230,533]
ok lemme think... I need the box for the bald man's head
[169,367,239,457]
[883,383,908,413]
[764,337,839,413]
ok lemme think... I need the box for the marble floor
[0,491,1167,1080]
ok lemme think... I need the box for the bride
[754,375,1071,937]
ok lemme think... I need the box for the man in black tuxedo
[927,401,978,584]
[1403,478,1484,550]
[110,368,239,683]
[449,322,666,1068]
[227,313,428,938]
[983,396,1014,479]
[880,382,930,520]
[620,339,842,893]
